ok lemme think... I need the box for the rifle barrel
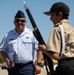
[23,1,54,74]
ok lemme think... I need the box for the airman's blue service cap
[15,10,26,18]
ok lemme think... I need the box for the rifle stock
[23,1,54,75]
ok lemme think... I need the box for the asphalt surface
[0,64,57,75]
[0,68,47,75]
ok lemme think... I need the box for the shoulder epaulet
[54,22,62,27]
[54,25,59,27]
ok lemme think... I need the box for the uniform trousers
[7,61,35,75]
[56,58,74,75]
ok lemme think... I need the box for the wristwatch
[37,62,44,67]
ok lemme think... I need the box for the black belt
[58,58,74,64]
[15,61,33,66]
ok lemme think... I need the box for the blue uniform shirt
[0,27,38,63]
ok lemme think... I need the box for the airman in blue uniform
[0,10,42,75]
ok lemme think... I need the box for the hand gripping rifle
[23,1,54,75]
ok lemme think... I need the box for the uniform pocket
[8,40,16,52]
[22,39,32,50]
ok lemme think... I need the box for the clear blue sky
[0,0,74,43]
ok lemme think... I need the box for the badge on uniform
[26,37,29,39]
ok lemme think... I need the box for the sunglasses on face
[15,19,26,23]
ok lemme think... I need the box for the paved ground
[0,64,57,75]
[37,67,47,75]
[0,70,8,75]
[0,68,47,75]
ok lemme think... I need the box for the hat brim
[43,11,51,15]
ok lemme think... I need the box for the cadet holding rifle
[39,2,74,75]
